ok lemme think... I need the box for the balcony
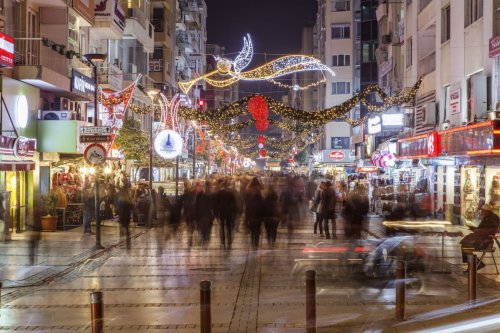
[93,0,126,40]
[14,38,72,94]
[98,63,123,91]
[124,17,154,53]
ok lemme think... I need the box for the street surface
[0,213,500,332]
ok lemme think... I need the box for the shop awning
[0,160,36,171]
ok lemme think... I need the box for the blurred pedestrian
[215,179,238,249]
[245,177,264,248]
[263,183,280,247]
[194,181,213,246]
[320,181,337,239]
[82,185,94,235]
[343,186,369,239]
[182,181,197,247]
[117,185,132,249]
[312,182,326,236]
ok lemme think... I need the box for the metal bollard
[468,254,477,303]
[200,280,211,333]
[306,270,317,333]
[90,291,104,333]
[395,260,406,321]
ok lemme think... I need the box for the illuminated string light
[178,34,335,93]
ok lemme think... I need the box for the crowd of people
[87,173,371,250]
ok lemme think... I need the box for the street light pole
[84,53,107,250]
[192,129,196,179]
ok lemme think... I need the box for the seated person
[461,204,500,271]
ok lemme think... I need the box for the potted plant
[40,192,58,231]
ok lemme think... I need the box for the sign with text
[80,126,111,134]
[0,135,36,157]
[450,88,461,115]
[0,32,14,68]
[490,35,500,58]
[80,135,112,143]
[71,69,96,99]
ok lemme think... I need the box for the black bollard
[90,291,104,333]
[306,270,316,333]
[395,260,406,321]
[200,280,211,333]
[468,254,477,304]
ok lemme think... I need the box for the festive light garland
[178,34,335,93]
[266,78,327,91]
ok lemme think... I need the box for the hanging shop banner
[0,135,36,157]
[84,143,107,165]
[0,32,14,68]
[71,69,96,99]
[450,88,460,115]
[489,35,500,58]
[154,130,183,159]
[95,0,126,32]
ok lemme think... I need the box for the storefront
[313,149,355,184]
[397,120,500,225]
[0,75,40,236]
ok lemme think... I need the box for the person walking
[313,182,326,236]
[82,184,95,235]
[343,187,369,239]
[182,181,197,247]
[263,183,280,247]
[194,181,214,246]
[245,177,264,248]
[215,179,238,249]
[320,181,337,239]
[117,185,133,250]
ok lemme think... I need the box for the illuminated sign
[0,32,14,68]
[0,135,36,157]
[71,69,96,98]
[427,131,440,157]
[450,88,460,115]
[357,166,377,173]
[154,130,183,159]
[16,95,29,129]
[382,114,403,126]
[329,151,345,161]
[367,116,382,134]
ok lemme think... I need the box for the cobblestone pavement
[0,213,499,332]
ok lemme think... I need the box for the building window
[441,5,451,43]
[332,0,350,11]
[465,0,483,27]
[406,37,412,67]
[332,54,351,66]
[331,137,350,149]
[362,43,376,62]
[331,24,350,39]
[331,82,351,95]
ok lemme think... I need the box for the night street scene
[3,0,500,332]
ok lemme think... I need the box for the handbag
[309,200,319,213]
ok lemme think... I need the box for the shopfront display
[485,167,500,215]
[460,166,480,226]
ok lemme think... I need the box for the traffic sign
[80,126,112,135]
[80,135,112,143]
[84,143,107,165]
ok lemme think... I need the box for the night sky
[204,0,317,61]
[204,0,318,96]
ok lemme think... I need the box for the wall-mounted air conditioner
[422,102,437,125]
[41,110,76,120]
[53,97,70,111]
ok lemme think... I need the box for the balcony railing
[151,18,163,32]
[14,37,41,66]
[418,51,436,77]
[149,58,163,72]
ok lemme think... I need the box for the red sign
[0,135,36,157]
[84,143,107,165]
[0,32,14,68]
[329,151,345,160]
[490,35,500,58]
[427,132,440,157]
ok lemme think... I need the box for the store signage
[84,143,107,165]
[0,135,36,157]
[367,116,382,134]
[154,130,183,159]
[329,151,345,161]
[427,131,440,157]
[16,95,29,129]
[382,114,403,127]
[450,88,461,115]
[0,32,14,68]
[80,126,112,134]
[95,0,126,31]
[489,35,500,58]
[80,135,112,143]
[357,166,377,173]
[72,69,96,98]
[72,0,95,25]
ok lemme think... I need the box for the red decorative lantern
[248,95,269,131]
[257,135,266,145]
[259,149,267,157]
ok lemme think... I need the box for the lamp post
[83,53,107,250]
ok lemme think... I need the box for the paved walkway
[0,213,498,332]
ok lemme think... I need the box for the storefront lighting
[81,166,88,174]
[466,149,500,155]
[104,166,112,174]
[89,167,95,174]
[16,95,29,129]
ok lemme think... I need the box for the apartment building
[314,0,356,176]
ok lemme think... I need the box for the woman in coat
[117,185,132,249]
[245,177,264,248]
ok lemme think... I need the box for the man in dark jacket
[461,203,500,271]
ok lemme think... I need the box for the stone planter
[41,216,57,231]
